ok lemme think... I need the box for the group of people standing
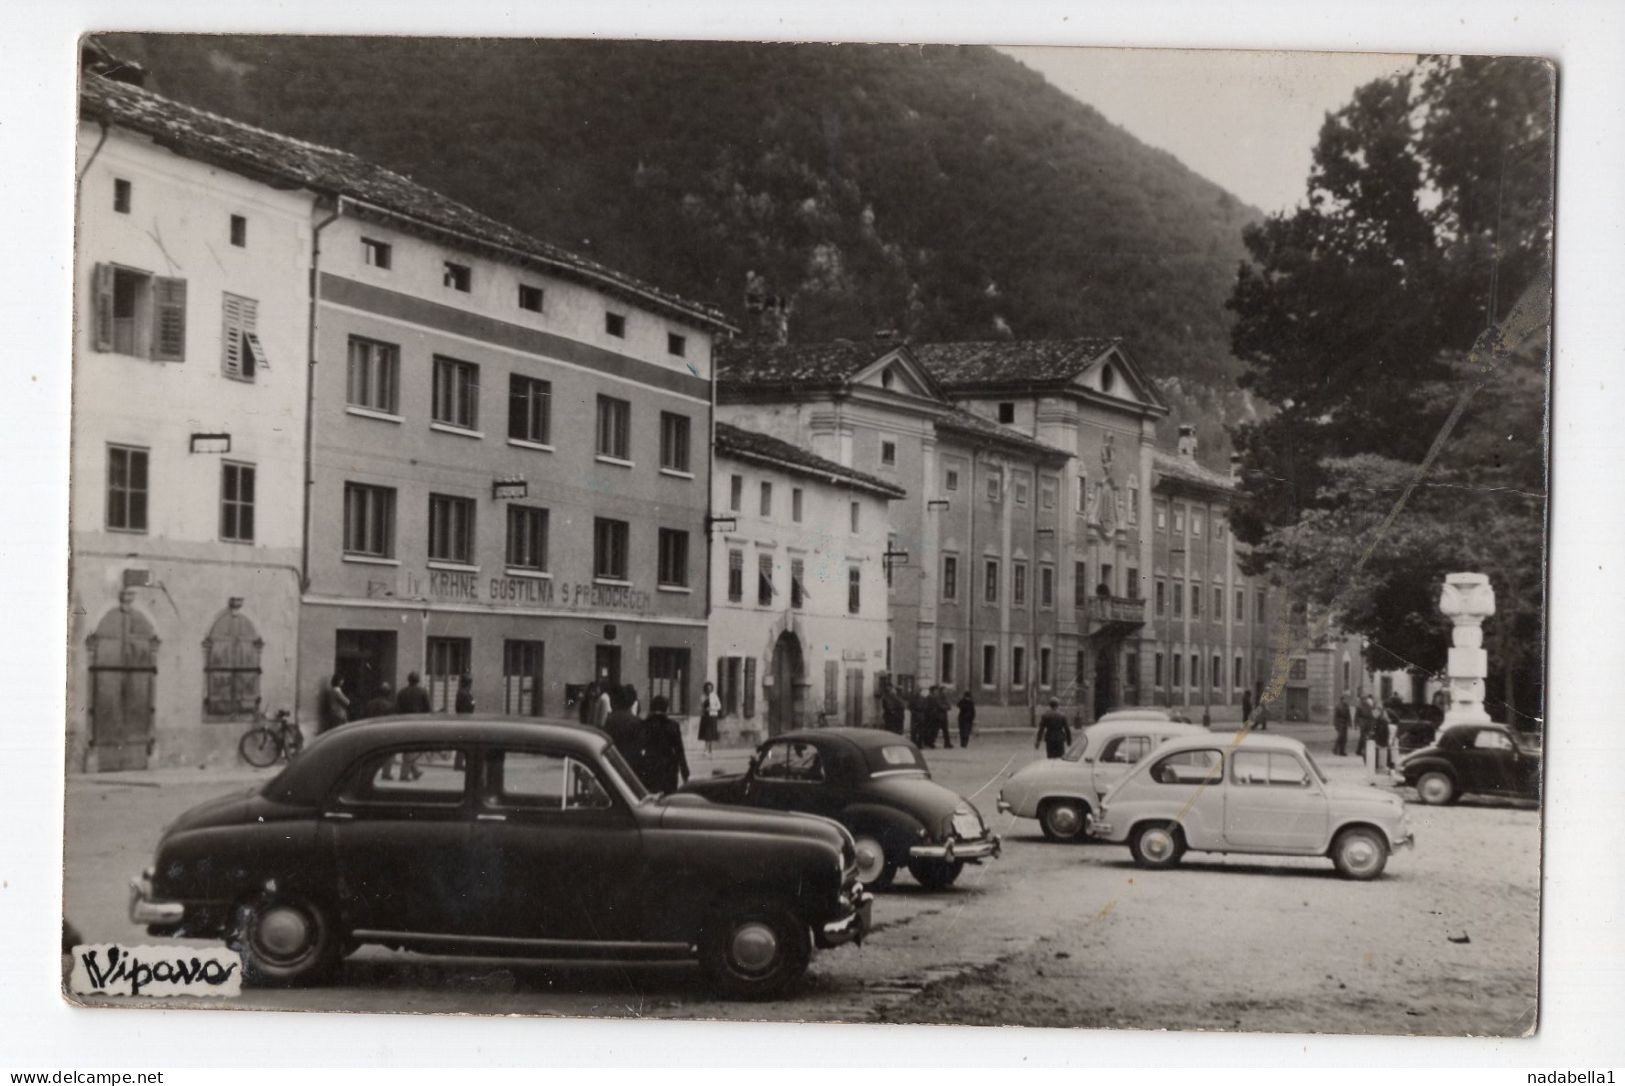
[1333,692,1405,782]
[315,670,473,734]
[578,681,691,794]
[880,684,977,749]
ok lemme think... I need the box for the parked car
[1395,722,1542,805]
[997,719,1209,840]
[1092,733,1414,880]
[679,728,1000,890]
[129,717,871,998]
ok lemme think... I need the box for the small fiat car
[130,717,871,998]
[680,728,999,890]
[1093,733,1413,880]
[998,718,1208,841]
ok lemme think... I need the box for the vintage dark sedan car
[1395,722,1542,805]
[129,717,871,998]
[679,728,999,890]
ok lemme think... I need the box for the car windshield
[1302,750,1330,784]
[1061,734,1089,762]
[601,744,650,801]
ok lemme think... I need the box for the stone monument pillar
[1438,572,1496,726]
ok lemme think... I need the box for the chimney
[1177,424,1197,460]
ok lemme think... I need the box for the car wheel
[1331,826,1389,880]
[1128,822,1185,869]
[700,895,812,1001]
[1038,799,1089,842]
[1416,771,1457,806]
[238,729,279,769]
[852,834,897,890]
[237,893,341,986]
[906,858,965,890]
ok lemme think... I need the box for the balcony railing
[1085,594,1147,633]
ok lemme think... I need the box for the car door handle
[322,811,354,821]
[476,813,507,822]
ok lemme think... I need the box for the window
[113,178,131,213]
[1040,477,1057,510]
[849,501,861,533]
[727,549,744,603]
[667,332,686,357]
[984,558,1000,603]
[518,283,544,312]
[1256,589,1267,622]
[502,640,545,716]
[508,375,552,445]
[824,661,839,716]
[505,506,549,571]
[1212,654,1222,690]
[203,604,260,716]
[1174,506,1186,533]
[1288,657,1308,681]
[998,402,1015,424]
[791,488,803,523]
[594,518,629,581]
[1342,658,1351,690]
[596,395,630,459]
[92,265,187,360]
[432,356,480,430]
[942,554,959,601]
[1154,652,1164,686]
[790,558,806,609]
[1039,647,1053,687]
[657,528,689,588]
[1126,651,1139,691]
[945,468,960,492]
[1013,475,1029,505]
[1172,580,1184,617]
[489,750,612,810]
[981,644,997,687]
[1039,564,1055,608]
[347,337,400,414]
[428,494,476,565]
[1190,654,1200,688]
[848,565,862,614]
[718,656,742,715]
[729,474,743,512]
[106,445,148,532]
[757,554,774,606]
[940,642,956,684]
[361,238,392,269]
[743,658,757,718]
[1472,729,1515,752]
[881,366,895,390]
[1152,577,1168,617]
[219,462,255,543]
[1149,749,1223,785]
[443,261,471,292]
[1235,655,1245,689]
[605,311,627,338]
[1011,646,1026,688]
[758,740,825,783]
[1191,583,1202,618]
[1075,562,1089,607]
[987,473,1001,503]
[1012,561,1028,607]
[659,412,691,473]
[1215,517,1226,540]
[1126,567,1140,600]
[1101,563,1113,595]
[1172,653,1183,687]
[1231,751,1310,788]
[229,215,246,247]
[425,637,471,712]
[1100,735,1153,765]
[1213,586,1224,620]
[649,648,691,715]
[221,293,264,380]
[1236,588,1246,623]
[1155,502,1167,531]
[759,481,772,517]
[881,440,897,465]
[1129,486,1140,524]
[1192,510,1204,536]
[347,747,466,804]
[1077,474,1089,513]
[343,483,395,558]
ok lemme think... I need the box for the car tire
[1331,826,1389,880]
[238,729,280,769]
[699,895,812,1001]
[906,858,965,890]
[1128,822,1185,869]
[852,835,897,890]
[1416,771,1457,806]
[237,893,342,986]
[1038,799,1089,842]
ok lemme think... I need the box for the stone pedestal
[1438,572,1496,726]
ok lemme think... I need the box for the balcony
[1085,594,1147,639]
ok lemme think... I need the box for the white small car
[1092,733,1413,880]
[997,717,1209,841]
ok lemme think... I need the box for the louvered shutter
[92,264,114,351]
[152,277,187,361]
[221,294,257,378]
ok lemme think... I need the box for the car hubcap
[854,838,885,882]
[1421,777,1449,803]
[1048,805,1082,836]
[1344,838,1379,872]
[1144,830,1173,861]
[730,922,779,974]
[257,904,313,960]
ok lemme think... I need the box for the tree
[1228,55,1553,723]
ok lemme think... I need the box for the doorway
[87,602,158,771]
[594,644,622,691]
[334,629,397,716]
[1093,645,1116,719]
[769,631,805,736]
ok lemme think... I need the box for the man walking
[1241,688,1254,726]
[930,686,954,749]
[640,695,690,794]
[1355,693,1376,760]
[956,690,977,748]
[881,683,906,735]
[1333,694,1353,756]
[387,672,431,781]
[1035,698,1073,759]
[454,675,476,714]
[909,687,931,747]
[603,686,651,786]
[363,681,395,720]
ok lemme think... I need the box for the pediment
[851,346,944,402]
[1073,345,1167,412]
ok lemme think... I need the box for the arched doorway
[87,595,159,771]
[769,631,805,736]
[1093,645,1116,720]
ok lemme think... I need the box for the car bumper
[996,797,1013,814]
[128,870,185,928]
[1392,828,1416,850]
[816,889,874,949]
[909,834,1002,862]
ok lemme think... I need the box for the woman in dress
[698,680,722,757]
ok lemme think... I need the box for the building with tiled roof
[714,422,906,500]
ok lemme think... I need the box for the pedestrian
[388,671,431,781]
[576,680,597,725]
[1357,694,1389,782]
[932,686,955,749]
[1253,697,1270,732]
[454,675,476,714]
[1332,694,1352,756]
[908,687,930,747]
[1035,698,1072,759]
[1241,688,1253,726]
[881,683,906,735]
[623,683,641,720]
[316,675,350,734]
[956,690,977,748]
[591,682,613,730]
[641,695,691,794]
[603,686,649,784]
[1354,693,1376,759]
[698,681,722,756]
[363,681,394,720]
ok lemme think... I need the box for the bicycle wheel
[239,727,281,768]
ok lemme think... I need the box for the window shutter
[92,264,114,351]
[743,658,756,718]
[152,277,187,361]
[824,660,839,715]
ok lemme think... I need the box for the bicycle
[238,708,302,768]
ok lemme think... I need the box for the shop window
[649,648,691,715]
[202,601,261,717]
[503,640,545,716]
[426,637,471,712]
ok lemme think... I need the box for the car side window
[1472,730,1515,752]
[1148,749,1223,785]
[488,749,613,811]
[757,741,823,782]
[1231,751,1311,787]
[340,748,466,806]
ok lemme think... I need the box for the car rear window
[868,744,927,774]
